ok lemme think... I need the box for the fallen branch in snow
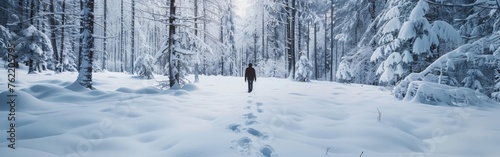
[359,151,364,157]
[377,108,382,122]
[325,147,331,155]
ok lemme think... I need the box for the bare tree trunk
[261,10,265,62]
[168,0,176,87]
[291,0,296,78]
[194,0,199,82]
[102,0,107,71]
[130,0,135,74]
[78,0,83,71]
[306,22,309,58]
[330,0,335,81]
[202,0,207,75]
[120,0,124,72]
[60,0,66,72]
[77,0,94,89]
[254,33,257,64]
[49,0,59,71]
[324,14,327,80]
[314,22,317,80]
[220,16,224,76]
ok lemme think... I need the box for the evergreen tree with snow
[134,53,155,79]
[61,50,78,72]
[372,0,461,85]
[294,54,313,82]
[462,68,484,91]
[0,25,11,62]
[15,25,54,73]
[336,58,353,83]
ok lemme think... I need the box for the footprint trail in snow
[227,94,276,157]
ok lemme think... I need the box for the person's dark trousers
[248,80,254,93]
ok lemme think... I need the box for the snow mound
[181,83,199,91]
[403,81,490,106]
[0,90,50,111]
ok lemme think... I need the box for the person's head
[248,63,253,67]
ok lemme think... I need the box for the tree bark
[261,9,265,62]
[77,0,94,89]
[168,0,176,87]
[330,0,334,81]
[102,0,107,71]
[194,0,199,82]
[131,0,135,74]
[314,22,317,80]
[291,0,296,79]
[60,0,66,72]
[324,14,328,80]
[120,0,124,72]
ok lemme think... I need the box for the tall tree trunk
[168,0,176,87]
[102,0,107,71]
[130,0,135,74]
[324,14,328,80]
[220,15,224,76]
[306,22,309,58]
[78,0,83,70]
[285,0,292,78]
[27,0,36,73]
[202,0,207,75]
[261,10,265,62]
[120,0,124,72]
[330,0,334,81]
[314,22,317,80]
[254,33,257,64]
[60,0,66,72]
[194,0,199,82]
[49,0,59,71]
[30,0,36,26]
[77,0,94,89]
[291,0,296,79]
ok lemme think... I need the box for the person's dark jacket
[245,67,256,82]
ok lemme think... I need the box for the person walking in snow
[245,63,257,93]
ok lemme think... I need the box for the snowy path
[227,93,275,157]
[1,68,500,157]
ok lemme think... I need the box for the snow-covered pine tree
[394,33,500,103]
[0,25,11,62]
[15,25,54,74]
[336,57,353,83]
[294,54,313,82]
[61,49,78,72]
[372,0,461,85]
[134,53,155,79]
[462,68,484,91]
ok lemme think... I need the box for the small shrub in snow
[336,59,354,83]
[294,55,313,82]
[61,51,78,72]
[134,53,155,79]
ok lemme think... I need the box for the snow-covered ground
[1,66,499,157]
